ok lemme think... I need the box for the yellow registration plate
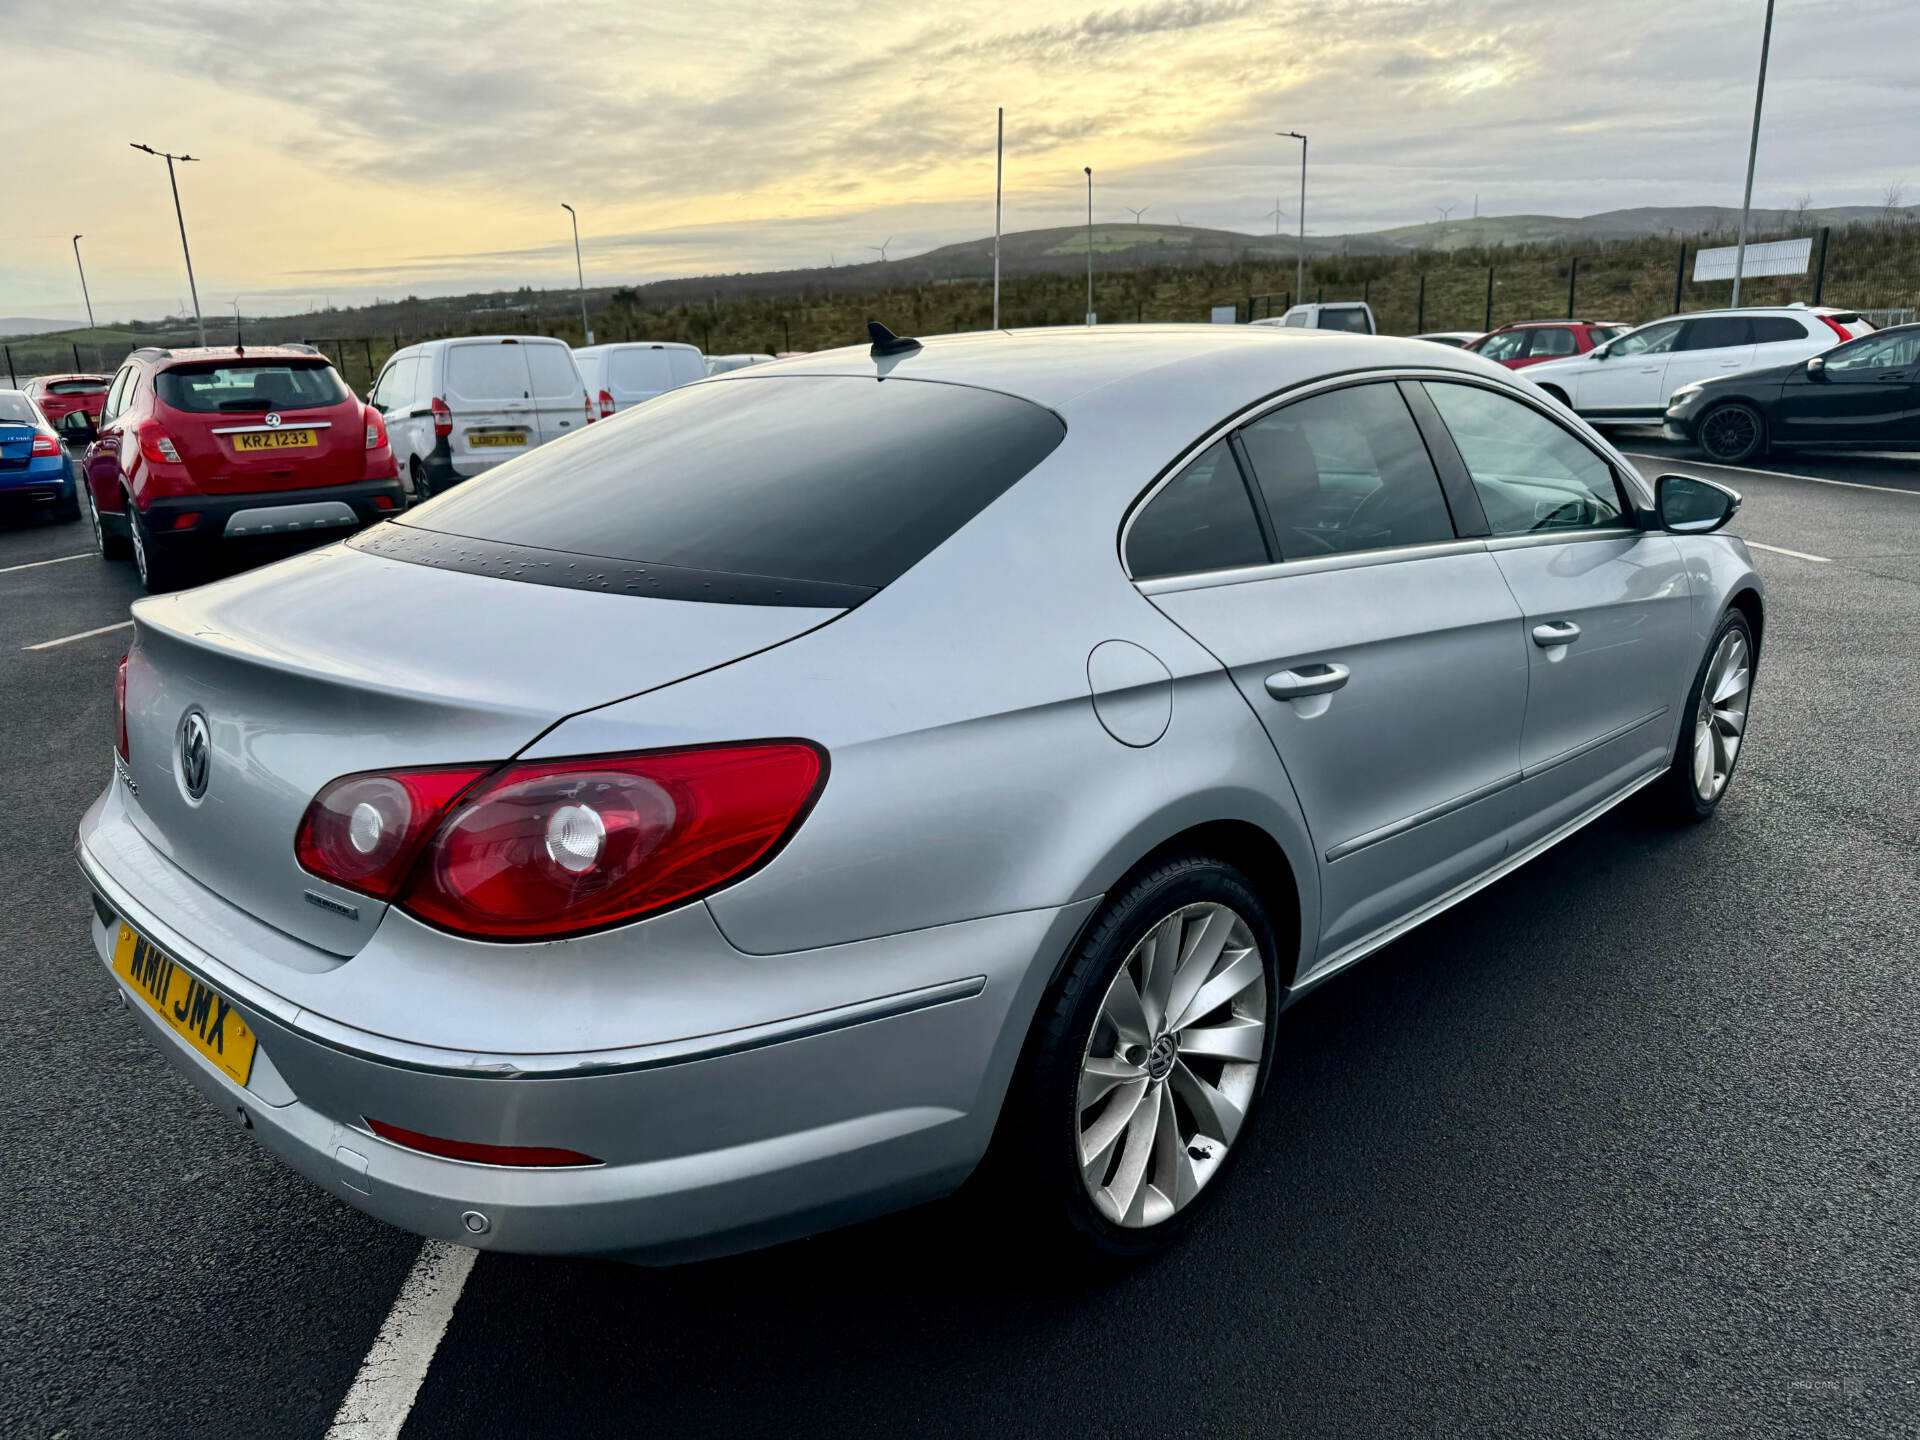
[232,429,318,451]
[468,431,527,448]
[112,923,257,1086]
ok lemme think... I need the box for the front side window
[155,361,349,413]
[1237,383,1455,558]
[1282,311,1308,328]
[1424,382,1626,535]
[1475,330,1530,363]
[1317,307,1372,334]
[1126,440,1268,580]
[1610,321,1682,358]
[1824,330,1920,373]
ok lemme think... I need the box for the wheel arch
[1726,584,1764,659]
[1536,382,1570,406]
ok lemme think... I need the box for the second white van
[368,336,594,500]
[574,341,706,418]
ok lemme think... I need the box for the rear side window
[1750,317,1811,344]
[102,368,133,422]
[1238,383,1454,557]
[445,344,531,403]
[155,362,348,413]
[1679,317,1754,351]
[1530,327,1578,357]
[608,348,677,391]
[398,376,1065,599]
[524,344,583,401]
[47,379,107,395]
[1424,382,1625,535]
[1317,307,1372,334]
[1126,441,1268,579]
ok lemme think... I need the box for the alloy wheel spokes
[1076,901,1268,1228]
[1693,630,1753,800]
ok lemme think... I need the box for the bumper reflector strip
[365,1117,601,1168]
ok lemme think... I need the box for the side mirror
[1806,355,1827,380]
[1655,473,1740,534]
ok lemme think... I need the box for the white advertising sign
[1693,237,1812,282]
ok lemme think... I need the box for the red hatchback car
[1466,320,1629,370]
[22,373,111,426]
[78,346,404,591]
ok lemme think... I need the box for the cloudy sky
[3,0,1914,324]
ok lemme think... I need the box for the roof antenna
[867,320,921,357]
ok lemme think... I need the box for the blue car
[0,389,80,520]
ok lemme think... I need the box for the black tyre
[1010,854,1282,1261]
[410,457,431,503]
[1651,609,1755,824]
[127,494,188,593]
[1697,402,1766,465]
[85,480,131,560]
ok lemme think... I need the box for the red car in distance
[1465,320,1628,370]
[22,373,111,427]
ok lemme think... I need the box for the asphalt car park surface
[4,444,1919,1439]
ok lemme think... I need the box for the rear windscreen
[1318,308,1372,333]
[47,379,107,395]
[395,375,1066,600]
[609,349,677,391]
[446,344,531,403]
[0,394,38,424]
[155,362,348,413]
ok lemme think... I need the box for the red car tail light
[1816,313,1852,342]
[364,405,389,450]
[170,513,201,531]
[31,433,60,456]
[295,766,493,900]
[597,389,615,420]
[114,654,130,762]
[137,421,182,465]
[430,398,453,439]
[372,494,396,511]
[364,1118,599,1168]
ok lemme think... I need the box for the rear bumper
[141,476,406,545]
[0,455,74,501]
[77,787,1087,1262]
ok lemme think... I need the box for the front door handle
[1532,620,1582,647]
[1266,662,1350,700]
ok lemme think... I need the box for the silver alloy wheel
[128,500,149,585]
[84,482,105,555]
[1076,901,1268,1228]
[1693,628,1751,802]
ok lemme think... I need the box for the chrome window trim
[1137,537,1490,596]
[210,421,336,435]
[1482,526,1644,554]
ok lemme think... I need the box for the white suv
[368,336,594,500]
[1523,305,1873,424]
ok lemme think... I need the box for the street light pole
[1279,132,1307,307]
[71,236,96,330]
[1730,0,1776,308]
[1084,166,1094,325]
[994,107,1003,330]
[130,143,205,345]
[561,203,593,345]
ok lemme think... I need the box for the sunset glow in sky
[3,0,1915,323]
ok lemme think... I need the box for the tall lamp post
[993,107,1004,330]
[561,203,594,345]
[1083,166,1094,325]
[1278,131,1307,306]
[71,236,96,330]
[1730,0,1776,307]
[130,143,205,345]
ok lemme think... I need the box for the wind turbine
[868,237,893,263]
[1260,199,1290,234]
[1124,205,1150,223]
[1436,204,1456,224]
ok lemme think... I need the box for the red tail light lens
[171,512,201,531]
[296,766,492,900]
[114,654,130,761]
[364,1118,599,1168]
[1816,313,1851,342]
[597,389,615,420]
[32,433,60,456]
[400,743,825,940]
[363,405,389,450]
[137,421,181,465]
[430,398,453,439]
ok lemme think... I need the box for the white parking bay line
[325,1240,477,1440]
[1745,540,1831,563]
[1623,451,1920,499]
[0,552,89,576]
[23,619,133,651]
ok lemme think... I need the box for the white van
[368,336,594,500]
[1251,301,1377,335]
[574,341,705,418]
[705,353,777,376]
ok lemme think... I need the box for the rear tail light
[372,494,396,511]
[137,422,181,465]
[597,389,615,420]
[170,513,200,531]
[430,398,452,439]
[364,1118,599,1168]
[294,743,825,940]
[1817,313,1852,343]
[114,654,130,762]
[364,405,389,450]
[584,393,597,424]
[31,433,60,456]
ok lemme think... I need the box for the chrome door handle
[1532,621,1581,647]
[1266,662,1350,700]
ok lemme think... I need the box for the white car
[1250,301,1377,335]
[705,352,777,376]
[1523,305,1873,424]
[574,341,705,419]
[368,336,594,500]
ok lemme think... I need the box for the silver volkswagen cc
[79,325,1761,1262]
